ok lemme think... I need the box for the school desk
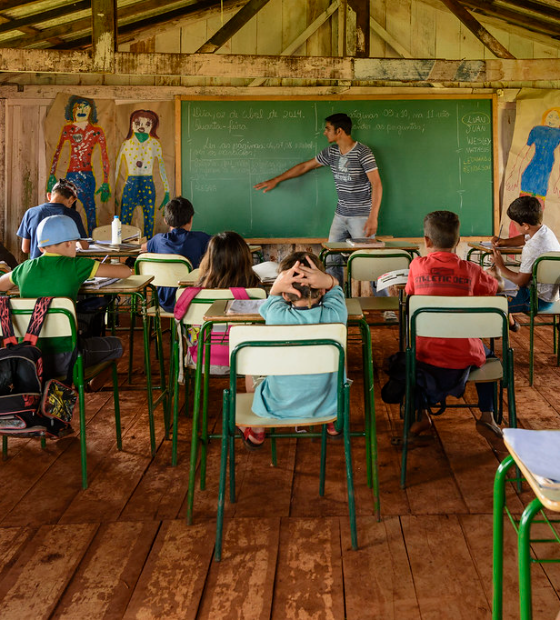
[493,433,560,620]
[466,242,522,267]
[84,274,167,456]
[77,243,143,260]
[319,240,420,271]
[180,297,379,526]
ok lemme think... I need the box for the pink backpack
[174,287,250,367]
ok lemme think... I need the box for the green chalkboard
[179,97,495,239]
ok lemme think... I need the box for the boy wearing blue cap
[0,215,131,388]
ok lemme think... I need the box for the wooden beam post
[195,0,272,54]
[438,0,516,59]
[92,0,117,72]
[347,0,369,57]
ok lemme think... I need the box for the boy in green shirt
[0,215,131,389]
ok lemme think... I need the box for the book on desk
[346,238,386,248]
[81,277,120,290]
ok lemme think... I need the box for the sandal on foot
[238,427,265,451]
[327,422,342,439]
[509,320,521,333]
[476,412,503,438]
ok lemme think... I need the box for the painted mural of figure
[115,110,170,239]
[505,107,560,235]
[48,96,111,236]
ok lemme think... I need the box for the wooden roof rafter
[438,0,516,58]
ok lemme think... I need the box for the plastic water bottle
[111,215,122,245]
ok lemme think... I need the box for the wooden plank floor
[0,319,559,619]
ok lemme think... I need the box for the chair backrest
[408,295,509,340]
[228,324,347,376]
[347,249,412,281]
[175,287,267,326]
[0,298,77,341]
[533,252,560,285]
[92,224,141,242]
[135,253,193,288]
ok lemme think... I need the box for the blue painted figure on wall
[115,109,170,239]
[506,107,560,235]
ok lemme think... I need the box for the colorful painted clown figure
[48,96,111,236]
[115,109,170,239]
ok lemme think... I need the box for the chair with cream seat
[134,252,193,436]
[402,295,516,488]
[0,297,121,490]
[215,323,355,561]
[170,286,267,524]
[528,252,560,386]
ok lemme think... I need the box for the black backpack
[0,297,76,437]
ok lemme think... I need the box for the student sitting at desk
[0,215,131,390]
[17,178,89,259]
[405,211,503,438]
[140,196,210,312]
[239,251,347,450]
[174,230,260,374]
[492,196,560,332]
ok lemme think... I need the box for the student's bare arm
[77,239,89,250]
[254,158,321,193]
[140,242,148,252]
[96,263,132,279]
[21,238,30,253]
[0,273,15,291]
[492,249,532,287]
[364,169,383,237]
[491,234,525,247]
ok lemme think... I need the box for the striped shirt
[316,142,378,217]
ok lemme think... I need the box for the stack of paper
[252,261,279,284]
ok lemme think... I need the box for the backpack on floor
[0,297,76,438]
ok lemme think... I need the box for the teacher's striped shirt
[316,142,378,217]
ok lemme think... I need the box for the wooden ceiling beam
[0,0,40,10]
[0,2,89,36]
[0,0,240,49]
[0,49,559,83]
[462,0,560,38]
[196,0,273,53]
[438,0,515,58]
[92,0,115,72]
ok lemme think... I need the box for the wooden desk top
[322,240,419,252]
[83,274,154,294]
[203,298,364,323]
[467,242,523,255]
[504,437,560,512]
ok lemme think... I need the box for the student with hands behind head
[239,251,348,450]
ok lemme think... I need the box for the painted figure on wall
[505,107,560,234]
[115,109,170,239]
[48,95,111,236]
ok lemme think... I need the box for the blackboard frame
[176,94,499,242]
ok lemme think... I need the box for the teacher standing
[254,113,382,285]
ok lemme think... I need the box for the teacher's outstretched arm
[364,168,383,237]
[254,158,322,193]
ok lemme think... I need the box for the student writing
[492,195,560,332]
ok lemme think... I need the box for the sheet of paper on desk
[503,429,560,486]
[346,238,385,247]
[82,277,120,289]
[479,241,523,249]
[376,269,409,292]
[226,300,266,315]
[252,261,279,283]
